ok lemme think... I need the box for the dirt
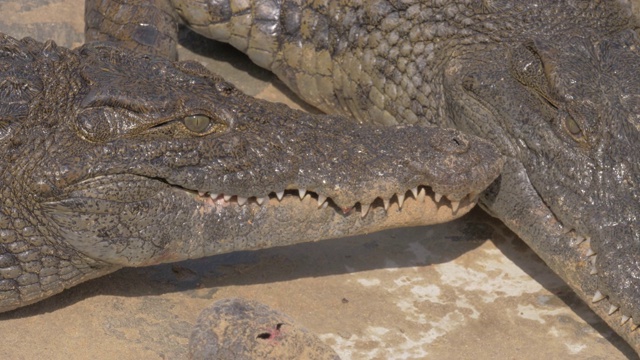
[0,1,637,359]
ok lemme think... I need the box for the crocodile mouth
[46,174,480,219]
[182,185,477,218]
[41,174,481,268]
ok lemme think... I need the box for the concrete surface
[0,1,637,359]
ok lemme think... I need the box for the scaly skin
[190,298,340,359]
[0,34,501,312]
[85,0,640,352]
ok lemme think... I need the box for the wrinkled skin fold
[0,35,501,312]
[85,0,640,352]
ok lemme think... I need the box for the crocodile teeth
[410,187,419,198]
[321,201,328,209]
[632,324,639,331]
[237,196,248,206]
[621,315,631,325]
[383,198,390,211]
[590,256,598,275]
[299,189,306,199]
[198,191,206,197]
[256,196,267,205]
[586,248,596,257]
[397,194,405,209]
[608,305,620,315]
[591,291,605,303]
[317,195,327,207]
[569,234,586,247]
[451,200,460,212]
[361,203,370,218]
[223,194,232,201]
[417,188,426,202]
[210,193,219,199]
[434,193,443,203]
[276,191,284,201]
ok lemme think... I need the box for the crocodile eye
[509,41,557,107]
[564,117,583,138]
[183,115,211,133]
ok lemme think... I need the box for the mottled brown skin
[0,34,501,313]
[190,298,340,360]
[85,0,640,353]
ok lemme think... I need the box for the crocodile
[0,33,501,313]
[189,298,340,359]
[84,0,640,353]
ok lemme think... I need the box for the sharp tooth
[410,187,419,198]
[361,203,370,218]
[317,195,327,207]
[223,194,232,201]
[434,193,443,203]
[276,191,284,201]
[237,196,247,206]
[198,191,206,197]
[560,226,572,234]
[397,194,405,209]
[210,193,219,199]
[586,248,596,257]
[571,235,585,247]
[418,188,426,202]
[383,198,390,211]
[632,324,639,332]
[590,256,598,275]
[608,305,620,315]
[621,315,631,325]
[321,201,328,209]
[591,290,605,303]
[451,201,460,212]
[256,197,267,205]
[299,189,306,199]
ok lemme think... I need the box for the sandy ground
[0,1,638,359]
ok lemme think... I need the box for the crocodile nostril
[431,130,470,154]
[257,332,271,340]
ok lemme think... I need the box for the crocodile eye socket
[510,45,544,86]
[183,115,211,133]
[564,117,583,138]
[509,43,556,101]
[461,73,480,92]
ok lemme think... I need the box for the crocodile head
[444,17,640,323]
[0,35,502,311]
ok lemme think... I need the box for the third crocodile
[85,0,640,352]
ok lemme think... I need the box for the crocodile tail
[85,0,180,60]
